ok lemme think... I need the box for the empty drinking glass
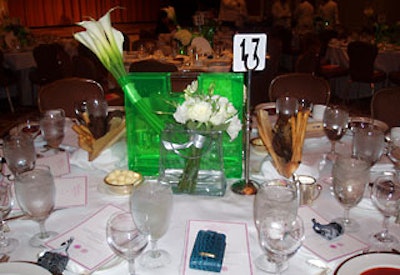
[0,181,19,253]
[258,215,305,275]
[352,125,385,166]
[254,179,299,273]
[3,134,36,176]
[40,109,65,150]
[106,212,148,275]
[370,172,400,247]
[332,156,370,232]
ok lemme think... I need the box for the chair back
[371,86,400,128]
[347,41,378,82]
[129,59,178,73]
[268,73,331,105]
[38,77,104,117]
[31,43,73,84]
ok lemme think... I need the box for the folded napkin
[252,160,320,182]
[70,141,127,173]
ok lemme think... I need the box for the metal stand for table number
[230,33,267,195]
[231,69,258,195]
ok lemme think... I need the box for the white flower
[227,115,242,140]
[172,80,242,141]
[187,101,213,123]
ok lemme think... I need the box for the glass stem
[38,220,49,239]
[343,208,350,225]
[128,259,136,275]
[330,141,336,155]
[0,220,8,247]
[381,215,390,238]
[150,239,161,258]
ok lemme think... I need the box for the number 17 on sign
[231,33,267,195]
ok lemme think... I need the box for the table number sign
[233,33,267,72]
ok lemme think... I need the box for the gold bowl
[104,170,142,195]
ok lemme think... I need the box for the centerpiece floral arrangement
[1,17,31,48]
[73,7,164,133]
[172,80,242,193]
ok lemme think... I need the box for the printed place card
[183,220,253,275]
[46,204,125,272]
[36,151,71,177]
[54,176,87,209]
[299,206,369,262]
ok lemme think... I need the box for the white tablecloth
[5,129,400,275]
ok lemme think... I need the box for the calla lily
[74,7,125,80]
[73,7,164,132]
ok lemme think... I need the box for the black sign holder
[231,69,258,195]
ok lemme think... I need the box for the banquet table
[3,50,36,106]
[325,40,400,74]
[2,116,400,275]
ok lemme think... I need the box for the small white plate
[0,262,51,275]
[334,252,400,274]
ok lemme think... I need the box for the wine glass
[17,116,41,139]
[352,125,385,166]
[370,172,400,247]
[106,212,148,275]
[322,106,349,161]
[332,156,370,232]
[130,177,173,269]
[0,181,19,253]
[2,134,36,176]
[254,179,299,273]
[258,215,305,275]
[14,165,58,247]
[40,109,66,151]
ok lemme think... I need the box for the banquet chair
[38,77,104,117]
[29,43,73,87]
[129,59,178,73]
[345,41,386,100]
[0,51,17,112]
[371,86,400,128]
[268,73,331,105]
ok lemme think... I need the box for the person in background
[218,0,248,28]
[294,0,314,34]
[271,0,292,30]
[318,0,339,29]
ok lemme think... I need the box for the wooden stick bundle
[256,109,310,178]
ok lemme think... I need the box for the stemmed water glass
[370,172,400,247]
[14,165,58,247]
[332,156,370,232]
[2,134,36,177]
[106,212,148,275]
[0,181,19,253]
[322,106,349,161]
[352,125,385,166]
[40,109,66,151]
[254,179,299,273]
[130,177,173,269]
[258,215,305,275]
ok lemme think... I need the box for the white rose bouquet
[172,81,242,192]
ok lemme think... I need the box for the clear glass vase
[159,126,226,196]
